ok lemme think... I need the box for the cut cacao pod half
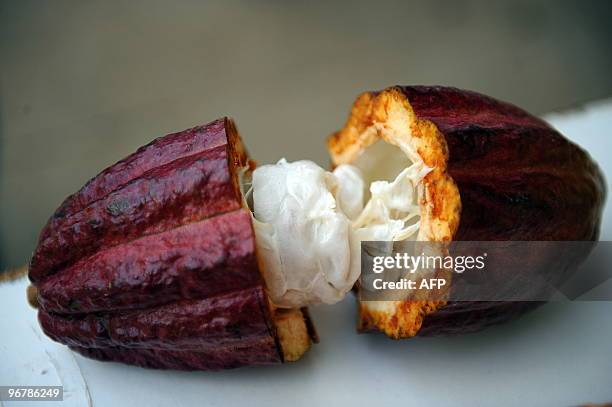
[29,85,605,370]
[328,86,605,337]
[30,118,315,370]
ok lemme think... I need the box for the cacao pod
[30,86,605,370]
[30,118,315,370]
[328,86,605,338]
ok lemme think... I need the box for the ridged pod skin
[30,118,313,370]
[37,211,261,314]
[329,86,605,338]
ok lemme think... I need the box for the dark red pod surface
[397,85,605,242]
[329,86,605,338]
[31,118,313,370]
[69,341,280,370]
[395,86,605,336]
[57,119,232,214]
[30,146,242,283]
[38,210,259,314]
[38,286,277,353]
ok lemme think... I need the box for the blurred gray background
[1,0,612,270]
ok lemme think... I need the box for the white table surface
[1,102,611,407]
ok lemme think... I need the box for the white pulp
[250,155,430,308]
